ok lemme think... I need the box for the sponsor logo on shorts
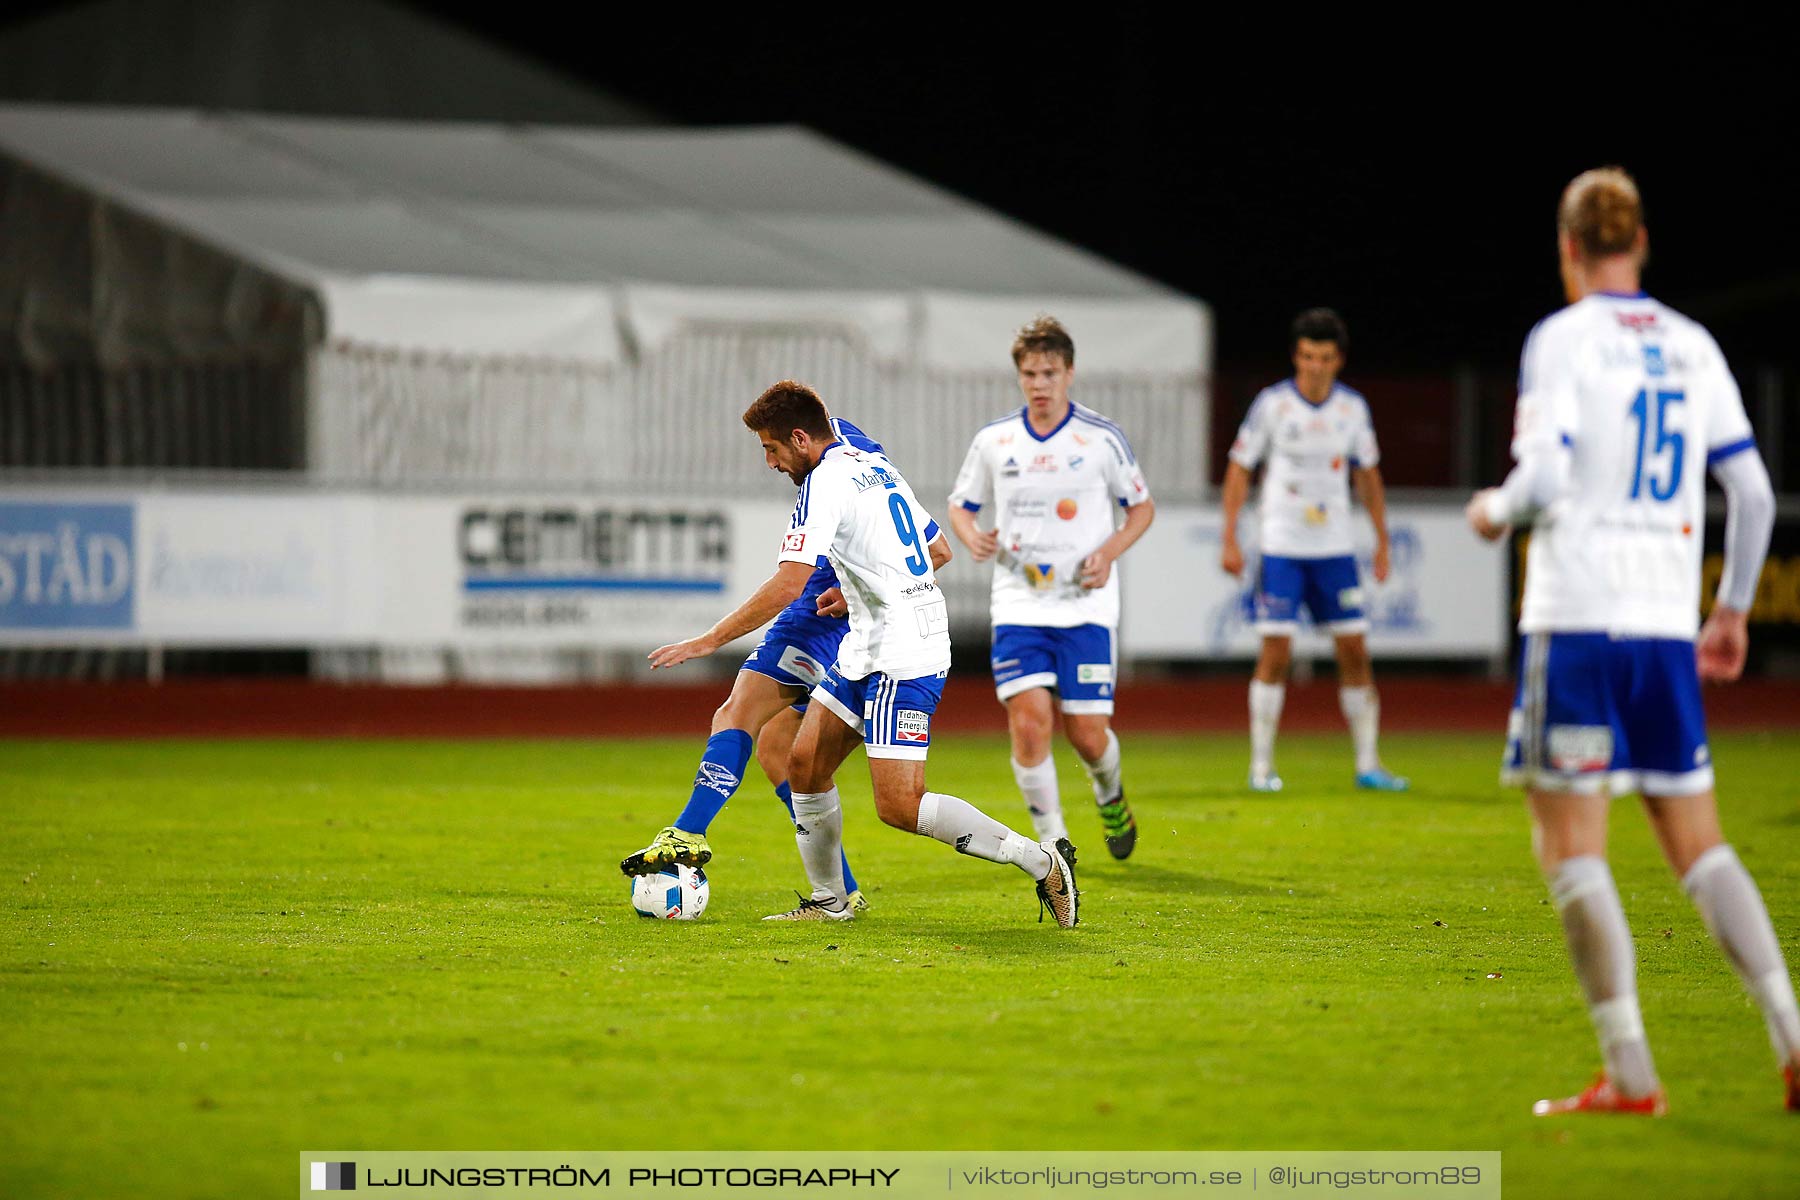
[695,762,740,796]
[1694,745,1710,765]
[783,532,806,553]
[776,644,825,685]
[1338,586,1364,610]
[894,710,931,743]
[1076,663,1114,685]
[1547,725,1614,773]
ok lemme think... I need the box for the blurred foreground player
[652,381,1079,926]
[621,416,939,911]
[948,316,1155,858]
[1221,309,1407,792]
[1467,166,1798,1115]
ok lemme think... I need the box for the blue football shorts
[1254,553,1367,636]
[1503,632,1712,797]
[741,608,842,714]
[990,623,1116,715]
[811,666,948,761]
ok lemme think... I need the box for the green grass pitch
[3,731,1797,1198]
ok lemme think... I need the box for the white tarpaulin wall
[0,105,1212,501]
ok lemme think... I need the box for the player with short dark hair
[650,381,1079,927]
[948,316,1156,859]
[1220,309,1407,792]
[1467,166,1798,1115]
[620,381,937,908]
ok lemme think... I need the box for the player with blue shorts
[948,316,1155,860]
[620,416,942,911]
[1220,308,1408,793]
[651,380,1078,927]
[1467,167,1798,1115]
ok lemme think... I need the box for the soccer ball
[629,864,710,920]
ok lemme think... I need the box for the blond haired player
[1468,167,1798,1115]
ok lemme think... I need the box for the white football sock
[1011,755,1067,842]
[917,791,1051,879]
[1080,728,1124,806]
[1551,855,1660,1098]
[788,787,847,904]
[1339,685,1381,774]
[1683,844,1800,1064]
[1249,680,1285,778]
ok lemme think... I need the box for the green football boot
[619,826,712,877]
[1096,793,1137,860]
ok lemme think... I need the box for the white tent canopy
[0,104,1210,373]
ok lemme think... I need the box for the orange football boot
[1532,1073,1667,1117]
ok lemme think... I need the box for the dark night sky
[412,9,1800,379]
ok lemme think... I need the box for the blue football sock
[673,729,753,833]
[775,780,859,893]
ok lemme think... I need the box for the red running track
[2,677,1797,738]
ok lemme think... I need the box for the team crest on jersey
[1069,455,1084,470]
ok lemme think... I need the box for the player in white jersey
[948,316,1155,859]
[1466,167,1797,1116]
[650,381,1079,927]
[1221,309,1408,792]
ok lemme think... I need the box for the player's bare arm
[948,505,996,561]
[928,533,952,570]
[1352,466,1391,582]
[1219,461,1252,576]
[1080,498,1155,589]
[650,560,815,669]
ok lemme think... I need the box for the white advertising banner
[2,491,1507,659]
[0,488,795,651]
[1121,504,1509,659]
[375,496,790,650]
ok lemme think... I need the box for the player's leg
[1529,787,1665,1112]
[994,625,1068,843]
[864,671,1078,928]
[1249,556,1300,790]
[764,673,867,921]
[760,704,866,910]
[1646,789,1800,1103]
[1332,632,1406,790]
[620,668,798,875]
[1310,554,1404,790]
[1249,635,1291,791]
[1512,632,1662,1113]
[1629,636,1800,1106]
[1056,624,1135,859]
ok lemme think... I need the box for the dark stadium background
[403,10,1800,487]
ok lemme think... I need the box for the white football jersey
[1228,380,1380,558]
[948,403,1152,629]
[1511,291,1755,638]
[777,442,951,680]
